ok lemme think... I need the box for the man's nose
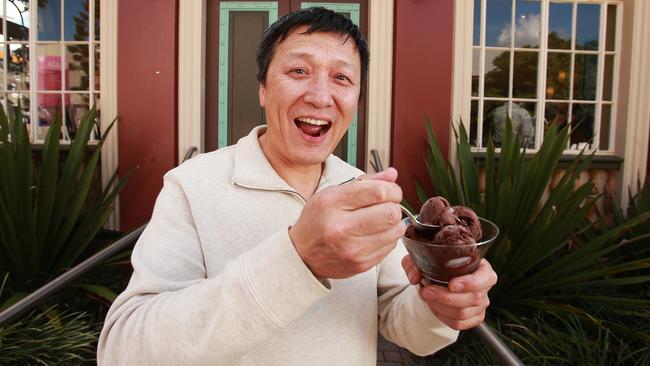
[303,74,334,108]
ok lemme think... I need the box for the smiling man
[98,7,497,365]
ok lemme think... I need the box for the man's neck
[278,164,323,200]
[259,134,323,200]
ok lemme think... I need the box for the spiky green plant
[0,105,130,306]
[414,118,650,363]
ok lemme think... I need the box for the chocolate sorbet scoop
[452,206,482,240]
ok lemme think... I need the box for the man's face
[259,25,361,168]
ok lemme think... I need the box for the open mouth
[294,117,332,137]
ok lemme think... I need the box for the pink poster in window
[38,55,70,106]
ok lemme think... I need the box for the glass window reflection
[576,4,600,50]
[484,49,510,97]
[66,44,89,90]
[513,51,538,98]
[570,103,595,149]
[474,0,481,46]
[65,0,90,41]
[8,44,29,91]
[515,0,540,48]
[546,52,571,100]
[573,54,598,100]
[38,0,62,41]
[486,0,512,47]
[548,2,572,49]
[7,0,30,41]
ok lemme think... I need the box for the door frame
[178,0,394,172]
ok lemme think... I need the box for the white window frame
[177,0,394,173]
[452,0,650,208]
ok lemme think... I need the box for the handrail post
[473,323,524,366]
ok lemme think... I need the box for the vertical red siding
[118,0,178,230]
[392,0,454,208]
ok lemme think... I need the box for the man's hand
[290,168,406,279]
[402,256,498,330]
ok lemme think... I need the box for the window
[1,0,101,142]
[470,0,621,153]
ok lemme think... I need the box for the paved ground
[377,334,423,366]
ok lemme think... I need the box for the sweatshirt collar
[231,126,361,193]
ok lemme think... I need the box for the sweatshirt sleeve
[97,174,330,365]
[376,241,458,356]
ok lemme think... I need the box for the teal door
[205,0,368,167]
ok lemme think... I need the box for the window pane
[486,0,512,47]
[7,93,30,118]
[576,4,600,51]
[484,49,510,97]
[8,44,29,91]
[514,0,540,48]
[38,0,62,41]
[603,55,614,101]
[95,0,100,41]
[65,0,89,41]
[570,103,595,149]
[548,2,572,50]
[38,93,61,140]
[7,0,30,41]
[599,104,611,150]
[472,48,480,96]
[94,43,100,90]
[545,102,569,131]
[482,100,508,147]
[574,54,598,100]
[37,43,62,91]
[513,51,538,98]
[512,102,535,147]
[605,5,617,52]
[473,0,481,46]
[65,93,89,139]
[470,100,478,146]
[546,52,571,100]
[67,44,89,90]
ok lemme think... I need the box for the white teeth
[297,117,329,126]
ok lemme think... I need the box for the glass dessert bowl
[401,216,499,286]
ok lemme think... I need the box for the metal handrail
[369,148,523,366]
[0,146,198,328]
[0,225,146,327]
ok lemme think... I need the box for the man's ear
[258,83,266,107]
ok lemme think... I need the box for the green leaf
[74,284,118,303]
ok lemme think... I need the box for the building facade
[73,0,649,229]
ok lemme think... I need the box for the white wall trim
[620,0,650,208]
[101,0,120,229]
[450,0,474,166]
[365,0,394,172]
[178,0,206,162]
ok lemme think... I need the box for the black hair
[256,7,369,94]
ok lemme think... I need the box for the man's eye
[336,74,351,82]
[292,69,306,75]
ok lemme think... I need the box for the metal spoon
[400,204,440,233]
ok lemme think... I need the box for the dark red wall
[392,0,454,209]
[118,0,178,230]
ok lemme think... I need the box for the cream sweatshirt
[97,126,458,365]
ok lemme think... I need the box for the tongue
[297,121,324,137]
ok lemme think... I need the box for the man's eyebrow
[287,52,356,70]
